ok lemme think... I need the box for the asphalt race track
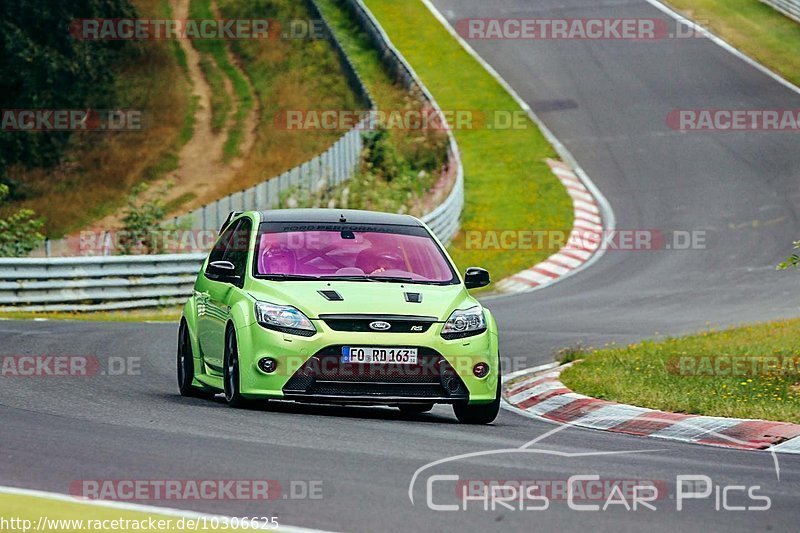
[2,0,799,531]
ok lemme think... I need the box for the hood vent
[318,290,344,301]
[404,292,422,303]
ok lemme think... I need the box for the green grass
[666,0,800,87]
[363,0,573,280]
[199,55,233,133]
[313,0,446,215]
[0,492,269,532]
[560,319,800,423]
[0,308,182,323]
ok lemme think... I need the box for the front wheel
[453,368,501,424]
[177,322,215,399]
[223,326,249,408]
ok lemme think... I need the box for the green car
[178,209,500,424]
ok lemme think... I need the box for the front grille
[283,346,468,402]
[319,314,437,333]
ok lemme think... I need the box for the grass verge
[560,319,800,423]
[665,0,800,87]
[363,0,573,280]
[0,308,182,323]
[312,0,448,215]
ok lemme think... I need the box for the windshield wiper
[257,274,322,281]
[322,276,378,282]
[366,276,416,283]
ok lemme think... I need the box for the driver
[262,245,297,274]
[363,250,404,275]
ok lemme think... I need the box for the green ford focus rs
[178,209,501,424]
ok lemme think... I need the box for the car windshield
[254,223,457,284]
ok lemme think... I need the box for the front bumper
[234,319,499,405]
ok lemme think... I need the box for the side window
[223,218,252,279]
[207,221,238,267]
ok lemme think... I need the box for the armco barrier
[761,0,800,22]
[345,0,464,243]
[6,2,465,311]
[0,254,205,312]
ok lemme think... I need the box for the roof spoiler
[219,211,244,235]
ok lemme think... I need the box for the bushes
[0,0,137,175]
[0,184,44,257]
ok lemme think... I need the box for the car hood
[246,280,476,321]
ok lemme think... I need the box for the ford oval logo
[369,321,392,331]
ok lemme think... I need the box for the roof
[256,208,422,227]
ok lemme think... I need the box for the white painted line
[644,0,800,97]
[0,485,336,533]
[770,438,800,455]
[419,0,617,296]
[503,361,560,383]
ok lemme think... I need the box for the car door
[202,218,252,371]
[197,220,239,370]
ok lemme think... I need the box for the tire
[453,366,501,425]
[398,403,434,415]
[223,325,249,408]
[177,322,215,399]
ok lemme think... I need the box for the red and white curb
[496,159,604,294]
[503,364,800,454]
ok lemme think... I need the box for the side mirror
[206,260,240,283]
[464,267,490,289]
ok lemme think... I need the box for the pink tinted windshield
[256,229,455,283]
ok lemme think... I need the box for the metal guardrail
[3,1,465,312]
[761,0,800,22]
[0,254,205,312]
[345,0,464,243]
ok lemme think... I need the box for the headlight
[255,301,316,336]
[441,306,487,339]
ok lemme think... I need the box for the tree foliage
[0,0,137,175]
[0,184,45,256]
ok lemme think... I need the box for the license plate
[342,347,418,364]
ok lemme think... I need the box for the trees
[0,184,44,257]
[0,0,136,174]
